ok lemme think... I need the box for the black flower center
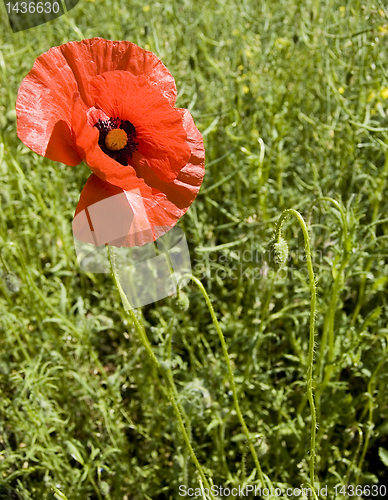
[94,118,138,166]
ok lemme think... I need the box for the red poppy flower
[16,38,205,247]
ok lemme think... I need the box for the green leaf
[51,486,69,500]
[378,447,388,468]
[230,433,247,442]
[64,441,85,465]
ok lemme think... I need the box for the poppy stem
[178,274,269,489]
[272,209,317,491]
[307,198,350,448]
[107,246,216,500]
[308,197,349,382]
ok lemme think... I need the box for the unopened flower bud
[265,237,289,271]
[171,290,190,312]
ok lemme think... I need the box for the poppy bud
[265,237,289,272]
[171,290,190,312]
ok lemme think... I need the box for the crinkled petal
[45,120,82,165]
[74,108,205,248]
[61,38,177,107]
[74,174,161,247]
[133,108,205,209]
[71,93,152,195]
[89,71,190,182]
[16,38,176,164]
[16,46,81,165]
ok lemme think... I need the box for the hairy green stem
[309,197,350,381]
[151,309,193,485]
[307,198,351,423]
[297,198,351,420]
[273,209,317,489]
[107,247,216,499]
[179,274,268,489]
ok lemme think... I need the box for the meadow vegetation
[1,0,388,498]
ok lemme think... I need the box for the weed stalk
[107,246,216,500]
[272,209,317,490]
[179,274,269,489]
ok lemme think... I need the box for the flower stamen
[94,117,138,165]
[105,128,128,151]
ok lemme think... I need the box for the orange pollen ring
[105,129,128,151]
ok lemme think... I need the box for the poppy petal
[133,108,205,210]
[16,38,205,249]
[16,38,176,164]
[71,94,153,195]
[44,120,82,165]
[74,174,155,247]
[16,46,81,165]
[74,107,204,249]
[60,38,177,107]
[89,71,191,182]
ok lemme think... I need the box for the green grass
[1,0,388,498]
